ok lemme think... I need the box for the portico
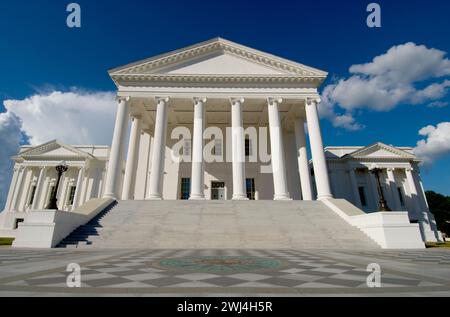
[104,37,333,202]
[0,38,443,248]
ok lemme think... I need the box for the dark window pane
[48,186,56,205]
[181,178,191,200]
[68,186,77,206]
[29,186,37,206]
[246,178,255,200]
[397,187,405,206]
[245,139,251,157]
[358,186,367,207]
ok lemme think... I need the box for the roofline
[108,37,222,74]
[108,37,328,77]
[20,144,110,149]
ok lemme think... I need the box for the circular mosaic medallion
[154,256,286,274]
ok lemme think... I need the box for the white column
[406,167,436,242]
[387,168,401,210]
[230,98,248,200]
[72,167,85,209]
[148,97,169,200]
[122,115,142,200]
[104,97,130,199]
[405,168,421,216]
[10,166,26,211]
[305,98,333,200]
[294,116,313,201]
[268,98,291,200]
[80,170,90,206]
[4,166,20,211]
[190,98,206,200]
[368,171,380,209]
[349,168,362,209]
[415,170,442,241]
[31,167,47,210]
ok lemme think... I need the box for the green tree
[426,191,450,236]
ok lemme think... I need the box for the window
[246,178,256,200]
[47,185,56,205]
[180,178,191,200]
[68,186,77,206]
[212,139,222,156]
[28,185,37,206]
[358,186,368,207]
[183,139,191,157]
[245,139,252,157]
[397,187,405,207]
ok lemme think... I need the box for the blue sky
[0,0,449,195]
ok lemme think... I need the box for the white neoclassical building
[103,37,333,203]
[0,38,442,245]
[0,141,109,231]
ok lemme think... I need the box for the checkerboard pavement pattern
[0,249,85,265]
[1,249,449,295]
[341,250,450,265]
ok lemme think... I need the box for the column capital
[193,97,207,104]
[230,98,245,105]
[14,165,23,172]
[306,97,321,106]
[116,96,130,103]
[267,97,283,106]
[155,97,170,104]
[387,167,395,172]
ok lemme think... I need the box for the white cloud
[349,42,450,83]
[4,90,116,146]
[321,43,450,130]
[413,122,450,165]
[319,85,364,131]
[0,90,116,210]
[427,101,448,108]
[0,112,22,210]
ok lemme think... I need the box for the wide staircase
[58,200,380,249]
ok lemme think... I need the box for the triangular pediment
[109,37,327,78]
[16,140,93,159]
[347,142,416,160]
[152,52,288,75]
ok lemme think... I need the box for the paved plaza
[0,247,449,296]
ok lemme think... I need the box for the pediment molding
[109,38,328,86]
[15,140,94,160]
[345,142,416,160]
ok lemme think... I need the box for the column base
[189,195,205,201]
[232,195,249,201]
[274,195,292,201]
[317,194,334,201]
[147,194,163,200]
[103,193,117,200]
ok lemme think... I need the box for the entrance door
[246,178,256,200]
[180,178,191,200]
[211,182,225,200]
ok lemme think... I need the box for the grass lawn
[426,241,450,248]
[0,238,14,246]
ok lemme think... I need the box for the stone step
[57,200,380,250]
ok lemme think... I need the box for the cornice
[110,39,328,78]
[343,142,416,160]
[111,74,325,85]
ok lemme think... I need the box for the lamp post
[370,167,391,212]
[45,161,69,210]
